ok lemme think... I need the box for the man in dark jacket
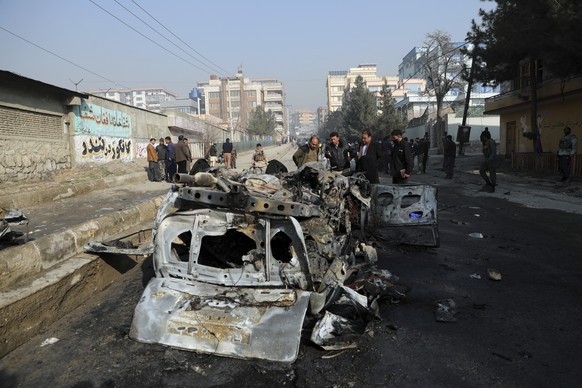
[390,129,414,184]
[165,136,176,182]
[443,135,456,179]
[156,138,168,181]
[357,130,382,184]
[222,138,233,168]
[175,136,191,174]
[324,132,354,171]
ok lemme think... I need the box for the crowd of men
[146,125,578,193]
[146,135,191,182]
[293,129,434,185]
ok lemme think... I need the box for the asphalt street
[1,150,582,387]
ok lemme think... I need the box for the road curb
[0,172,146,210]
[0,195,162,290]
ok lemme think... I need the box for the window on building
[230,90,240,97]
[246,90,256,97]
[209,92,220,99]
[249,101,257,107]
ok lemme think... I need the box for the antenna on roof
[69,78,83,91]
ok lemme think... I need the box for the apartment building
[89,88,177,112]
[197,70,285,138]
[326,64,425,113]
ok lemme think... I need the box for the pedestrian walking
[479,130,497,192]
[357,130,382,184]
[557,126,577,183]
[146,138,161,182]
[390,129,414,184]
[443,135,456,179]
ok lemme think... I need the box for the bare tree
[421,30,465,151]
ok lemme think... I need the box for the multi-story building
[316,106,328,129]
[89,88,177,112]
[326,64,425,113]
[398,47,425,81]
[160,98,199,115]
[197,70,285,139]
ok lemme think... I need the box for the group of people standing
[146,135,192,182]
[293,129,418,185]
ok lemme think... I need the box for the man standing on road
[156,138,168,182]
[252,143,268,170]
[443,135,456,179]
[222,138,233,169]
[358,129,382,184]
[479,130,497,192]
[293,135,320,167]
[175,135,191,174]
[146,138,161,182]
[324,131,353,172]
[558,126,577,183]
[417,136,430,174]
[165,136,176,182]
[390,129,413,184]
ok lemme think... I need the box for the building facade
[90,88,177,112]
[485,68,582,176]
[197,70,286,140]
[326,64,425,113]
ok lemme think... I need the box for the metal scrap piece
[130,278,311,362]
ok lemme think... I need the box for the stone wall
[0,137,70,183]
[0,105,70,183]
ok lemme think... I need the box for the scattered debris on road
[0,208,28,245]
[488,268,502,281]
[435,298,458,322]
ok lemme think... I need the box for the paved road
[1,151,582,387]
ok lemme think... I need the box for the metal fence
[511,152,582,177]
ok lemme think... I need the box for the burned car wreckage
[125,160,439,362]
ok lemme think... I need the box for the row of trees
[319,76,407,142]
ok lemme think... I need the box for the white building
[89,88,177,112]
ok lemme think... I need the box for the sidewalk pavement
[384,152,582,215]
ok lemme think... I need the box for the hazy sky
[0,0,494,111]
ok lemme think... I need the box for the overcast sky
[0,0,494,111]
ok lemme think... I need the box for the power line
[88,0,221,76]
[0,25,129,89]
[129,0,232,77]
[112,0,229,77]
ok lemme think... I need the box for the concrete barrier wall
[0,196,162,291]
